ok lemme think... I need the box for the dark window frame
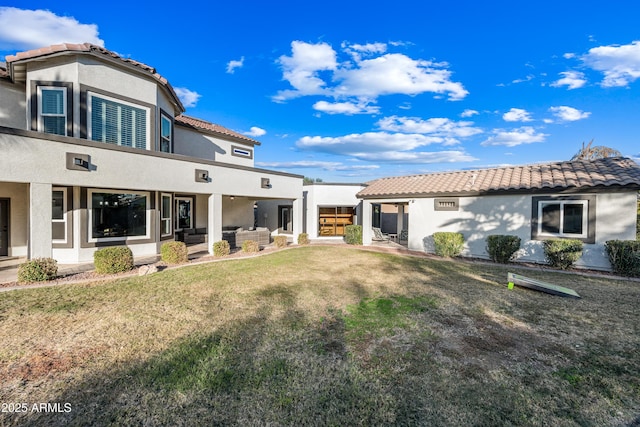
[31,81,74,136]
[531,195,596,244]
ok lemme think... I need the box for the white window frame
[537,199,589,239]
[160,113,172,153]
[88,189,151,242]
[161,193,172,237]
[38,86,67,136]
[87,91,150,150]
[52,187,68,244]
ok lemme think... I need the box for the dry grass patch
[0,246,638,426]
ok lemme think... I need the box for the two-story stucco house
[0,43,303,264]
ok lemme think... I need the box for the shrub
[297,233,310,245]
[486,235,521,263]
[543,239,583,269]
[274,235,288,248]
[242,240,260,253]
[94,246,134,274]
[605,240,640,277]
[17,258,58,283]
[213,240,231,257]
[345,225,362,245]
[161,241,188,264]
[433,232,464,257]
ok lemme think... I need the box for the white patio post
[292,197,304,243]
[207,193,222,255]
[29,182,52,259]
[362,199,373,245]
[397,204,405,234]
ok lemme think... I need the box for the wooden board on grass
[507,272,581,298]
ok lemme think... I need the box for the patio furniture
[372,227,390,243]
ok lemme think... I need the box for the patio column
[292,196,303,242]
[397,204,405,234]
[207,193,222,255]
[29,182,52,259]
[362,199,373,245]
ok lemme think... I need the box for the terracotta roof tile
[5,43,183,112]
[174,115,260,146]
[357,157,640,199]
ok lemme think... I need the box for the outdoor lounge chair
[372,227,390,243]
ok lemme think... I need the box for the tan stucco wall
[174,126,254,167]
[0,80,26,130]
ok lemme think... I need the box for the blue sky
[1,1,639,182]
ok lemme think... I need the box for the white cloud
[297,132,443,155]
[512,74,535,84]
[0,7,103,50]
[502,108,533,122]
[353,150,477,163]
[581,40,640,87]
[481,127,548,147]
[174,87,201,108]
[460,109,479,118]
[313,100,380,115]
[563,53,576,59]
[274,40,468,106]
[226,56,244,74]
[333,53,468,100]
[376,116,482,143]
[256,160,379,171]
[548,106,591,122]
[550,71,587,89]
[244,126,266,137]
[273,41,337,101]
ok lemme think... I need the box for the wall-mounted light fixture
[261,178,271,189]
[195,169,210,183]
[66,152,90,171]
[230,196,235,200]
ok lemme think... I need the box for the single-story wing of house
[0,43,303,264]
[357,157,640,271]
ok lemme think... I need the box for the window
[89,190,149,240]
[52,188,67,243]
[160,113,172,153]
[232,146,253,159]
[161,194,172,236]
[532,196,595,243]
[88,92,148,149]
[38,87,67,135]
[319,206,354,236]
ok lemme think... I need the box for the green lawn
[1,246,639,426]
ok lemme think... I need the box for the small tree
[571,140,622,161]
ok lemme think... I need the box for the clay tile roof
[174,115,260,146]
[5,43,183,112]
[357,157,640,199]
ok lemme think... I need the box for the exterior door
[0,199,8,256]
[278,205,293,234]
[175,197,193,231]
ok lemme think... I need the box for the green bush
[17,258,58,283]
[94,246,134,274]
[213,240,231,257]
[297,233,310,245]
[345,225,362,245]
[543,239,583,269]
[433,232,464,257]
[274,235,288,248]
[242,240,260,253]
[160,241,188,264]
[486,235,521,263]
[605,240,640,277]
